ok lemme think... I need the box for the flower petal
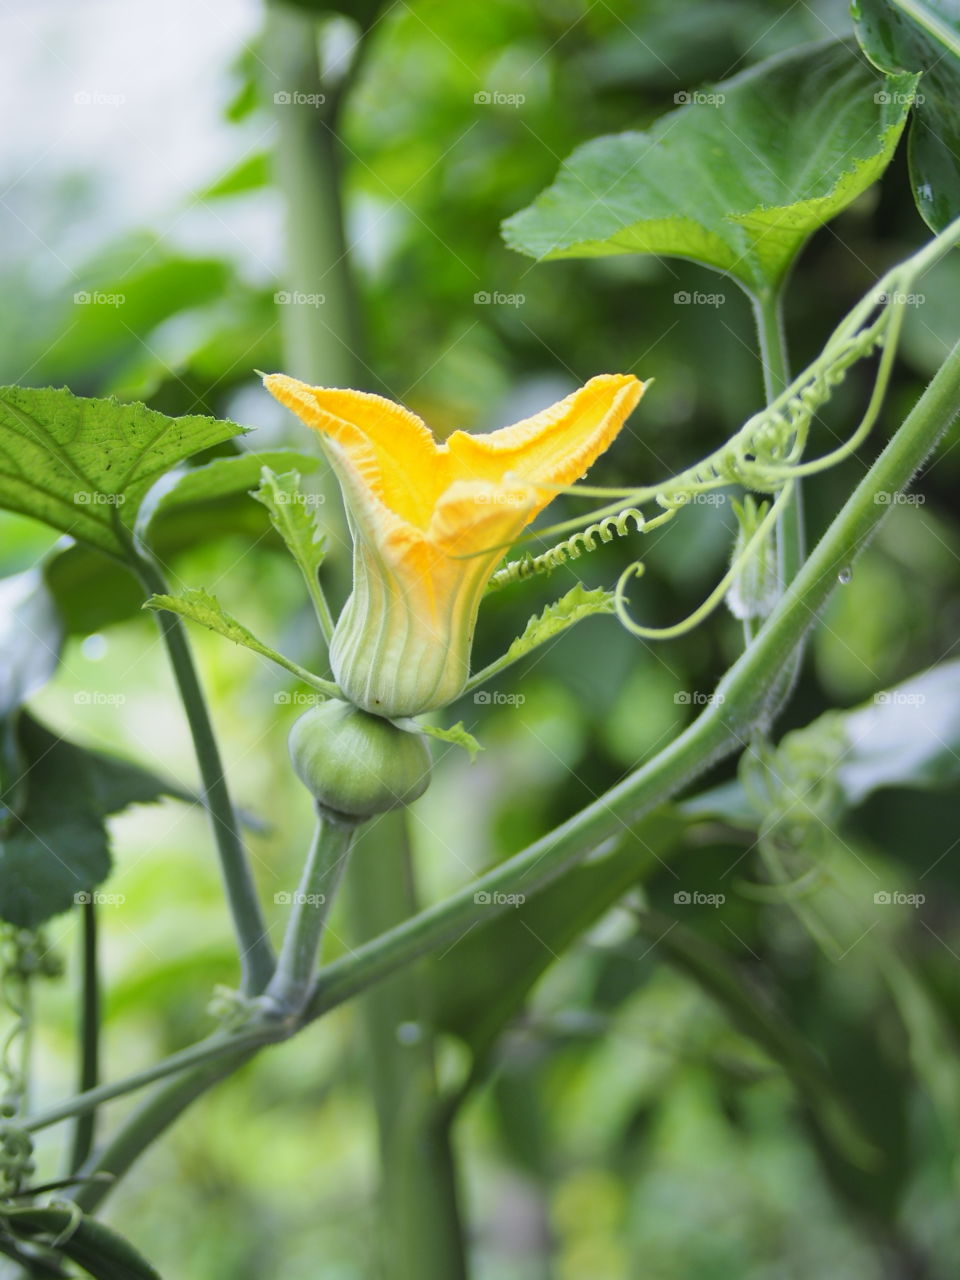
[262,374,443,527]
[444,373,644,518]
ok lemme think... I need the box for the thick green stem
[263,812,357,1015]
[132,550,275,995]
[346,812,468,1280]
[307,340,960,1017]
[66,900,99,1174]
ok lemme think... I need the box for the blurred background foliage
[2,0,960,1276]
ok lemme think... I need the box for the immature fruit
[288,699,431,819]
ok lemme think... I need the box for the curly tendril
[481,219,960,642]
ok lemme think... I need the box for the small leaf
[416,720,483,761]
[0,385,245,556]
[143,588,336,694]
[135,450,320,544]
[504,40,917,295]
[503,583,616,665]
[856,0,960,230]
[250,466,328,584]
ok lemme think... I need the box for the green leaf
[0,714,187,927]
[4,1206,163,1279]
[503,583,615,663]
[503,40,917,295]
[416,720,483,761]
[469,584,615,691]
[143,588,337,695]
[0,386,245,556]
[135,450,320,544]
[856,0,960,229]
[250,466,328,585]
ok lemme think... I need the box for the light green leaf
[469,584,615,692]
[856,0,960,230]
[251,465,333,636]
[0,385,245,556]
[135,450,320,543]
[251,466,328,577]
[415,720,483,761]
[504,583,616,663]
[503,40,917,295]
[143,588,337,695]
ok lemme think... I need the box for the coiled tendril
[482,216,960,641]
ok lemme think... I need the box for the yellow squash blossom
[264,372,646,718]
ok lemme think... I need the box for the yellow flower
[263,372,646,717]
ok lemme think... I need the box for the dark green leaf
[503,40,917,295]
[856,0,960,229]
[0,714,187,927]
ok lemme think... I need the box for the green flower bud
[288,700,431,819]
